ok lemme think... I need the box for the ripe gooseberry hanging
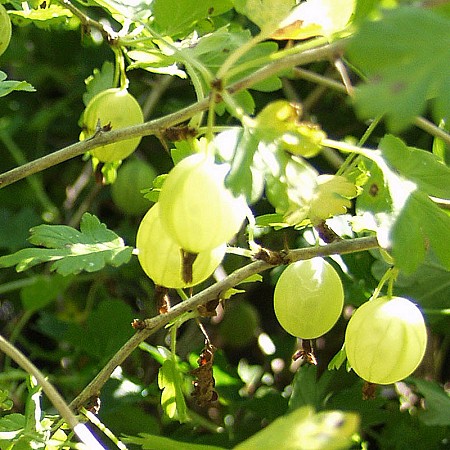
[273,257,344,339]
[136,203,226,289]
[80,88,144,162]
[345,296,427,385]
[158,150,248,254]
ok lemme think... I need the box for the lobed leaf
[0,213,133,276]
[347,7,450,132]
[158,356,189,423]
[152,0,233,37]
[356,135,450,273]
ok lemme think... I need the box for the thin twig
[0,40,346,189]
[69,235,379,411]
[57,0,118,43]
[0,334,105,449]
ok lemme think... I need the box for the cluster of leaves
[0,0,449,449]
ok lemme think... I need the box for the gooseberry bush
[0,1,449,449]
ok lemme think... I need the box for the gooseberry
[80,88,144,162]
[345,296,427,385]
[111,158,157,216]
[136,203,226,289]
[0,4,12,57]
[158,153,248,253]
[274,258,344,339]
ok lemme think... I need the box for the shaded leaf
[0,213,133,275]
[413,378,450,426]
[289,365,333,411]
[68,299,135,362]
[20,274,73,313]
[347,7,450,131]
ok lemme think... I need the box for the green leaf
[182,28,281,93]
[86,0,154,22]
[0,213,133,276]
[380,134,450,199]
[20,274,72,313]
[328,345,347,371]
[0,71,35,98]
[0,413,25,441]
[356,136,450,273]
[152,0,233,37]
[347,7,450,131]
[67,299,135,362]
[122,433,226,450]
[413,378,450,426]
[82,61,115,107]
[158,355,189,423]
[234,405,359,450]
[223,128,261,202]
[9,4,78,29]
[232,0,295,31]
[289,365,333,411]
[272,0,355,40]
[0,208,42,251]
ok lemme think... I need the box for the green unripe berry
[111,158,156,216]
[80,88,144,162]
[345,296,427,385]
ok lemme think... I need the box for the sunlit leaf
[82,61,115,107]
[158,356,189,422]
[234,405,359,450]
[152,0,233,37]
[232,0,295,32]
[356,135,450,273]
[122,433,226,450]
[272,0,355,40]
[0,71,35,97]
[9,4,78,29]
[0,213,133,275]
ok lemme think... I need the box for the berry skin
[0,4,12,57]
[158,153,248,253]
[136,203,226,289]
[345,296,427,385]
[80,88,144,162]
[274,258,344,339]
[111,158,156,216]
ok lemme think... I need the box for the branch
[69,235,379,411]
[0,334,105,449]
[0,40,345,189]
